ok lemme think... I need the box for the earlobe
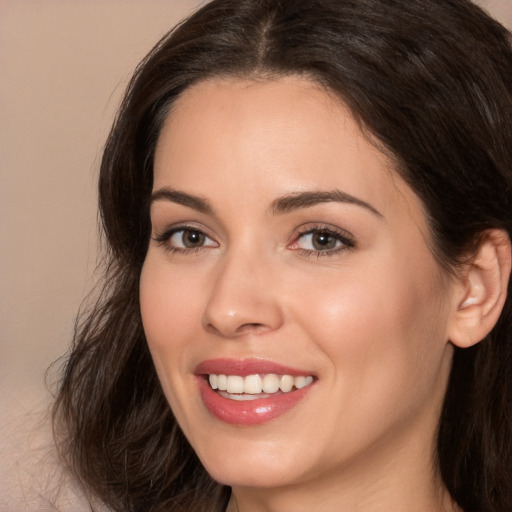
[448,229,511,349]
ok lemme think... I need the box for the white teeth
[217,374,227,391]
[209,374,218,390]
[207,373,314,395]
[243,374,263,394]
[279,375,294,392]
[262,374,280,393]
[294,375,314,389]
[222,392,262,401]
[226,375,244,394]
[294,376,307,389]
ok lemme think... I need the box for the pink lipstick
[195,359,316,425]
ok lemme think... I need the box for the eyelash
[152,226,217,255]
[290,224,356,258]
[152,224,356,257]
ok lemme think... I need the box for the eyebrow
[150,187,382,218]
[150,188,214,215]
[270,190,383,217]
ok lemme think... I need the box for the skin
[140,76,463,511]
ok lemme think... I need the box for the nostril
[206,321,270,337]
[202,282,284,337]
[235,323,271,335]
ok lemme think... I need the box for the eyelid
[288,223,356,254]
[152,223,219,252]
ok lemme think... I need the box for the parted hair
[53,1,512,511]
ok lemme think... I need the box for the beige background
[1,0,512,419]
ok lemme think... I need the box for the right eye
[154,228,218,252]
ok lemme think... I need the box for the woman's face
[140,76,457,492]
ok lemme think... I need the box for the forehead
[153,76,426,228]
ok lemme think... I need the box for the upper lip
[195,358,315,377]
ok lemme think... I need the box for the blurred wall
[1,0,511,417]
[0,1,203,417]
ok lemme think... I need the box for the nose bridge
[202,244,283,337]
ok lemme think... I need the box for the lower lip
[198,377,314,425]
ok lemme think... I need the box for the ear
[448,229,511,348]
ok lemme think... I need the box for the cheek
[139,256,209,433]
[292,251,451,405]
[140,257,200,352]
[139,256,204,405]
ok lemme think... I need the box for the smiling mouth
[208,373,314,400]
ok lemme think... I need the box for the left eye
[169,229,216,249]
[294,231,345,251]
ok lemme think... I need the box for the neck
[226,424,461,512]
[228,490,461,512]
[228,468,460,512]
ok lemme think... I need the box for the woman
[53,0,512,511]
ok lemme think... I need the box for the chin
[206,462,299,489]
[194,436,307,488]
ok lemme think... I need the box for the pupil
[313,232,335,250]
[184,230,203,247]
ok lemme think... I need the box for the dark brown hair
[53,1,512,511]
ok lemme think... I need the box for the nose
[202,251,284,338]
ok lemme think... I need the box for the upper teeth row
[208,374,314,394]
